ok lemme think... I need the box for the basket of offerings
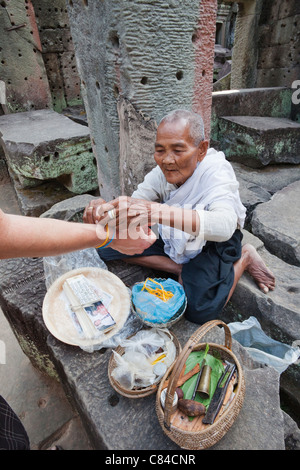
[155,320,245,450]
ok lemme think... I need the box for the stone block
[211,87,293,148]
[219,116,300,167]
[0,109,98,194]
[251,181,300,266]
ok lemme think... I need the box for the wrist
[95,224,115,249]
[150,202,164,225]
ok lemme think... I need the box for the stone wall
[256,0,300,88]
[231,0,300,89]
[0,0,81,113]
[32,0,82,112]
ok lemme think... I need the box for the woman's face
[154,118,208,186]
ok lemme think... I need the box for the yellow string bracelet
[141,278,174,302]
[95,224,109,248]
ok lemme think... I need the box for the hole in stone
[113,85,119,97]
[95,81,100,89]
[1,1,7,7]
[111,32,120,48]
[93,157,97,165]
[44,156,50,162]
[288,286,299,294]
[202,69,206,77]
[54,151,59,158]
[105,146,108,152]
[140,76,148,85]
[176,70,183,81]
[192,32,197,43]
[108,394,119,407]
[81,165,86,171]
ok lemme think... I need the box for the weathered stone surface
[211,87,293,149]
[232,162,300,196]
[251,181,300,266]
[232,161,300,224]
[47,325,286,450]
[0,109,98,194]
[66,0,217,199]
[40,194,96,222]
[223,229,300,416]
[0,237,297,449]
[0,2,52,112]
[118,97,157,196]
[219,116,300,167]
[6,165,78,217]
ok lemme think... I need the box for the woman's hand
[83,198,107,225]
[109,225,157,255]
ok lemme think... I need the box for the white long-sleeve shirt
[131,149,246,263]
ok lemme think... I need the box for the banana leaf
[181,348,225,411]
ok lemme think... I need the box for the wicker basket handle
[163,320,232,430]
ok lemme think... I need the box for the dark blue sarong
[98,230,242,325]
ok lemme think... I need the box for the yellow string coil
[141,278,174,302]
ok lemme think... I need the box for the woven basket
[131,278,187,328]
[108,330,182,398]
[155,320,245,450]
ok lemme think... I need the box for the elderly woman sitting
[84,109,275,325]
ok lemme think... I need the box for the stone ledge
[0,252,295,450]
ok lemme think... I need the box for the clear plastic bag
[42,248,144,352]
[228,316,300,374]
[43,248,108,290]
[111,328,177,389]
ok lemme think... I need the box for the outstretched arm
[0,209,156,259]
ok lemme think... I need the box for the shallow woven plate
[42,267,131,348]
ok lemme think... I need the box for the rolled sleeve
[195,202,238,243]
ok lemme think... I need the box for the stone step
[218,116,300,168]
[251,180,300,267]
[0,109,98,194]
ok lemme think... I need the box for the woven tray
[155,320,245,450]
[108,330,181,398]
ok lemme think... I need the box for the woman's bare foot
[242,243,275,293]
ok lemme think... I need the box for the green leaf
[181,348,224,410]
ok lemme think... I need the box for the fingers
[83,198,107,224]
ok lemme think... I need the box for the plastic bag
[131,278,186,324]
[111,328,177,389]
[228,316,300,374]
[42,248,143,352]
[43,248,108,290]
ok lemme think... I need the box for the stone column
[66,0,217,199]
